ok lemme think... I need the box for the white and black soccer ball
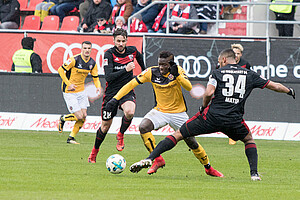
[106,154,126,174]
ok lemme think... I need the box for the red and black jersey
[237,57,251,69]
[204,64,269,124]
[103,46,145,96]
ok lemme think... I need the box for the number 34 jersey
[207,64,270,123]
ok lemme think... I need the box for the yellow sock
[63,114,78,121]
[191,142,209,165]
[70,119,85,138]
[140,132,156,153]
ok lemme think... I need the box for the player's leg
[170,112,223,177]
[67,109,86,144]
[116,100,135,151]
[241,131,261,181]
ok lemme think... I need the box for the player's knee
[124,112,134,120]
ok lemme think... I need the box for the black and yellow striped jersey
[114,66,192,113]
[58,54,100,93]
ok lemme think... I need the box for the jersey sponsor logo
[175,55,211,78]
[47,42,113,74]
[114,65,127,70]
[103,58,108,66]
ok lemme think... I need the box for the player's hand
[169,61,179,78]
[287,88,295,99]
[199,105,206,114]
[125,62,135,72]
[105,98,119,113]
[67,84,77,91]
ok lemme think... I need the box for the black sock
[204,164,211,169]
[119,115,132,134]
[147,135,177,160]
[94,128,107,149]
[245,143,258,175]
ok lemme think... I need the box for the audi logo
[46,42,114,74]
[175,55,212,78]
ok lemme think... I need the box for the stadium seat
[60,16,79,31]
[22,0,43,11]
[41,16,59,31]
[22,15,41,30]
[18,0,28,11]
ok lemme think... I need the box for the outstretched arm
[266,81,295,99]
[114,78,140,100]
[203,84,215,108]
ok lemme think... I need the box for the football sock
[245,143,258,174]
[70,119,85,138]
[94,128,107,149]
[119,115,132,134]
[63,113,78,121]
[191,142,210,166]
[147,135,177,161]
[141,132,156,153]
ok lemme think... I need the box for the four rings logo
[46,42,113,74]
[175,55,212,78]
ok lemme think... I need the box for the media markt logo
[0,115,16,126]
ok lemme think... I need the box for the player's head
[231,43,243,63]
[218,49,236,68]
[158,51,174,75]
[81,41,92,59]
[21,37,36,50]
[113,28,128,53]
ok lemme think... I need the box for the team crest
[128,54,134,60]
[103,58,108,66]
[89,65,93,70]
[168,74,175,80]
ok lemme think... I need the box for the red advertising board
[0,32,143,75]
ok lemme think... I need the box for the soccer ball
[106,154,126,174]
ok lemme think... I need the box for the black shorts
[180,111,250,141]
[101,91,136,121]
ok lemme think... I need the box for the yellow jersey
[58,54,100,93]
[114,66,192,113]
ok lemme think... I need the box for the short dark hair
[82,41,92,46]
[159,51,174,61]
[113,28,128,39]
[219,49,236,60]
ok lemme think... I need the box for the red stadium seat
[22,15,41,30]
[41,16,59,31]
[60,16,79,31]
[18,0,28,11]
[22,0,44,11]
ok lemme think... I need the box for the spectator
[223,0,242,14]
[112,16,127,32]
[50,0,83,22]
[93,17,112,33]
[79,0,112,32]
[151,2,175,33]
[12,37,42,73]
[270,0,299,37]
[132,0,159,31]
[130,13,148,32]
[196,1,220,34]
[34,0,58,22]
[79,0,111,21]
[0,0,20,29]
[109,0,133,25]
[170,2,199,34]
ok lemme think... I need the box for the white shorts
[144,109,189,131]
[63,91,90,113]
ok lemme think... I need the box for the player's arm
[135,49,146,70]
[203,74,217,108]
[104,51,127,82]
[176,67,192,91]
[91,64,101,93]
[114,78,140,100]
[266,81,295,99]
[58,58,76,90]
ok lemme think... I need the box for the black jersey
[205,64,269,124]
[103,46,145,96]
[238,57,251,69]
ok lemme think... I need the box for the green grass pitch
[0,130,299,200]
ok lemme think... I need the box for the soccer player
[228,43,252,145]
[57,41,101,144]
[129,49,296,181]
[104,51,223,177]
[88,28,145,162]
